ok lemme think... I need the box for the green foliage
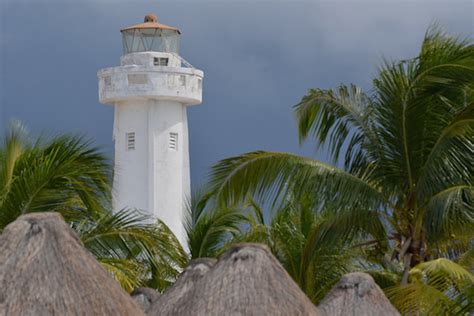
[209,26,473,257]
[210,151,384,212]
[2,24,471,311]
[184,191,359,304]
[0,122,187,292]
[185,189,248,259]
[387,256,474,315]
[0,122,110,227]
[208,26,474,310]
[76,209,187,292]
[237,196,357,304]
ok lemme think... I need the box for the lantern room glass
[122,29,179,54]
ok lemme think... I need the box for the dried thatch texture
[0,212,144,316]
[149,243,320,316]
[319,272,400,316]
[147,258,217,315]
[131,287,160,311]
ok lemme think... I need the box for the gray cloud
[1,0,472,186]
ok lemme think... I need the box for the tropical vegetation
[0,122,186,292]
[205,26,474,312]
[1,25,472,315]
[387,253,473,314]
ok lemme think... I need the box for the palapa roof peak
[319,272,400,316]
[147,258,217,315]
[179,257,218,279]
[0,212,143,316]
[131,287,160,311]
[148,243,320,316]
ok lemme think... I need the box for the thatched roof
[131,287,160,311]
[149,243,320,316]
[319,272,400,316]
[147,258,217,315]
[0,212,143,315]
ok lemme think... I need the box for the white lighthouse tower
[97,14,203,245]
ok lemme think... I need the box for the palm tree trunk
[400,253,413,285]
[398,237,412,259]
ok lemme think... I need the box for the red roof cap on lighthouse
[121,13,181,34]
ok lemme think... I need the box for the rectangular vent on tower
[128,74,148,85]
[198,79,202,90]
[179,75,186,87]
[154,57,168,66]
[104,76,111,87]
[167,74,175,87]
[126,132,135,150]
[169,133,178,150]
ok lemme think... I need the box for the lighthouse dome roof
[121,13,181,34]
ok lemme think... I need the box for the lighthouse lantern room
[97,14,203,246]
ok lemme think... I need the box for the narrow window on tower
[197,78,202,90]
[126,132,135,150]
[169,132,178,150]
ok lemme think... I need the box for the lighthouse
[97,14,203,245]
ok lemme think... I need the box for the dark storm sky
[1,0,473,187]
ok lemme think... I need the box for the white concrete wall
[113,101,150,213]
[113,99,189,246]
[150,101,189,245]
[98,51,202,248]
[120,52,181,68]
[98,52,203,106]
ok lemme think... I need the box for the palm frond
[370,26,474,198]
[184,190,247,259]
[249,197,358,303]
[209,151,383,211]
[457,248,474,269]
[387,257,474,315]
[425,185,474,243]
[0,123,187,292]
[0,121,27,195]
[387,282,461,315]
[77,208,187,291]
[294,84,380,174]
[0,133,111,228]
[413,258,474,286]
[416,102,474,201]
[366,269,401,289]
[246,197,266,226]
[98,258,147,293]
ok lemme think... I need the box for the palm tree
[184,190,359,304]
[0,122,110,226]
[387,250,474,314]
[74,209,187,292]
[209,27,474,287]
[184,189,247,259]
[240,196,357,303]
[0,122,187,291]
